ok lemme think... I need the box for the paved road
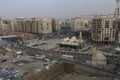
[10,44,117,76]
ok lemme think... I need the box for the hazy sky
[0,0,116,19]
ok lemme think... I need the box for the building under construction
[91,0,120,45]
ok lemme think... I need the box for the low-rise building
[58,32,85,50]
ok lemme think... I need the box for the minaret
[79,32,83,43]
[92,45,97,65]
[79,31,82,39]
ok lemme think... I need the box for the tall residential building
[31,18,39,34]
[25,19,32,33]
[16,18,38,33]
[92,15,117,44]
[2,20,11,31]
[10,20,17,31]
[52,19,60,32]
[118,32,120,44]
[0,19,3,30]
[38,18,53,35]
[71,17,88,32]
[16,18,26,32]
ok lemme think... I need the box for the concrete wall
[26,63,64,80]
[26,62,113,80]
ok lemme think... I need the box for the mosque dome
[95,52,106,61]
[63,37,70,42]
[70,36,77,42]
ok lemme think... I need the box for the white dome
[115,47,120,51]
[70,36,77,42]
[96,52,106,61]
[63,37,70,42]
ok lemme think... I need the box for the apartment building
[16,18,38,33]
[31,18,39,34]
[92,15,117,44]
[71,17,88,32]
[38,18,53,35]
[16,18,26,32]
[10,20,17,31]
[0,18,74,35]
[1,20,11,31]
[0,19,3,30]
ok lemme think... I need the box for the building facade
[10,20,17,31]
[38,18,53,35]
[16,18,26,32]
[71,17,88,32]
[2,20,11,31]
[92,15,117,44]
[0,19,3,30]
[0,18,61,33]
[118,32,120,44]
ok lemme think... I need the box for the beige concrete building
[71,17,88,32]
[31,18,39,34]
[0,19,3,30]
[16,18,39,33]
[92,15,117,44]
[53,19,61,32]
[15,18,55,35]
[38,18,53,35]
[10,20,17,31]
[16,18,26,32]
[118,32,120,44]
[0,18,63,35]
[1,20,11,31]
[25,19,32,33]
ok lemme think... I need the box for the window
[104,37,109,40]
[113,31,115,38]
[105,21,109,28]
[113,20,116,27]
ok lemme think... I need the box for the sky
[0,0,116,19]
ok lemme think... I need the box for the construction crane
[115,0,120,18]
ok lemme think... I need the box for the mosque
[58,32,85,50]
[92,46,107,66]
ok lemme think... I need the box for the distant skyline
[0,0,116,19]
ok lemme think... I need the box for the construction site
[0,0,120,80]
